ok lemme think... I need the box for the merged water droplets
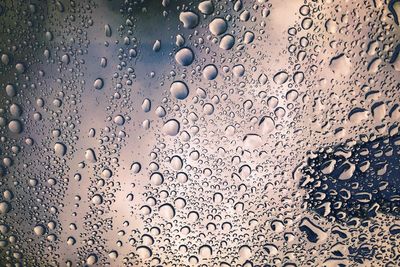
[179,11,199,29]
[329,54,352,76]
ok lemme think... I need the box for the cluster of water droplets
[0,0,399,266]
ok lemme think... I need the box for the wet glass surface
[0,0,399,266]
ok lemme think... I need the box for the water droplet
[203,64,218,80]
[209,18,227,35]
[273,71,289,84]
[54,142,67,156]
[198,1,214,15]
[162,119,180,136]
[94,78,104,90]
[170,81,189,100]
[159,203,175,220]
[175,47,194,66]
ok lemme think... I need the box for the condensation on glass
[0,0,399,266]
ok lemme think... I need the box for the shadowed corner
[297,131,400,222]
